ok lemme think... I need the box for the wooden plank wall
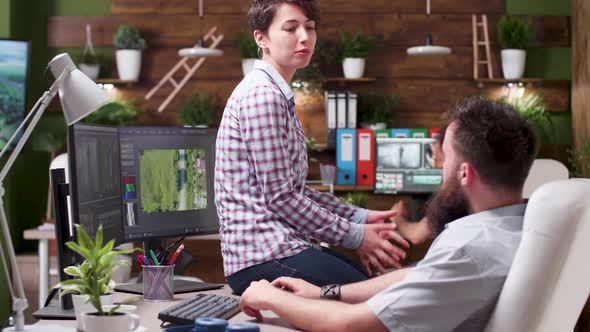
[47,0,570,145]
[572,0,590,177]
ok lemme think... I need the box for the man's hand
[357,223,410,275]
[240,280,277,321]
[366,209,399,224]
[271,277,320,299]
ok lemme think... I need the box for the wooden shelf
[309,184,374,192]
[324,77,376,83]
[95,78,138,86]
[474,78,543,87]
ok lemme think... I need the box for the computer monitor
[374,137,443,194]
[67,123,219,244]
[0,39,30,151]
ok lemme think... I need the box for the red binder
[356,129,375,186]
[428,128,442,139]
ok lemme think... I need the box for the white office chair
[522,159,569,199]
[485,179,590,332]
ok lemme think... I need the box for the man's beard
[425,173,471,236]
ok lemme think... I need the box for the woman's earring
[257,47,263,59]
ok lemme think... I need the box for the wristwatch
[320,284,341,300]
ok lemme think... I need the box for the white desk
[35,286,297,331]
[23,227,54,308]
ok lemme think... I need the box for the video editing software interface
[374,138,443,194]
[69,124,219,245]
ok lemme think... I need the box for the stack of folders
[325,91,357,149]
[335,128,441,186]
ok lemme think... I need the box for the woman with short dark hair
[214,0,408,295]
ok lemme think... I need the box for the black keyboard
[158,293,241,325]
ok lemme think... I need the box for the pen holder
[143,264,175,301]
[320,164,336,186]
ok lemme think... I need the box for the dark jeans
[226,247,368,295]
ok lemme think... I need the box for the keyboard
[158,293,241,325]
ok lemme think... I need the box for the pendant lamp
[179,0,223,57]
[407,0,452,56]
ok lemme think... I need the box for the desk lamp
[0,53,109,332]
[178,0,223,57]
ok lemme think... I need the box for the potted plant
[503,92,554,144]
[358,92,400,129]
[177,92,217,127]
[497,16,532,79]
[342,192,368,208]
[113,24,147,81]
[55,225,140,332]
[81,98,141,126]
[339,30,376,79]
[236,31,258,76]
[570,136,590,178]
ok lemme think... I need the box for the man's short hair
[445,97,539,192]
[248,0,320,34]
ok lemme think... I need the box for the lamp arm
[0,68,69,331]
[0,95,44,162]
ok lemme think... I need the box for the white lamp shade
[48,53,110,125]
[407,45,452,56]
[178,47,223,57]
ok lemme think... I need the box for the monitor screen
[375,138,443,194]
[68,124,220,245]
[119,127,219,242]
[0,39,30,150]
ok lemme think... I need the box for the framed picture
[0,39,30,150]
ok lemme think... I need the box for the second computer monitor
[119,126,219,242]
[68,124,219,245]
[374,137,443,194]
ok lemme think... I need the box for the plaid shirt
[215,60,367,276]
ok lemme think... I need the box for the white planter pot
[342,58,365,79]
[360,122,387,130]
[78,63,100,80]
[116,49,142,81]
[501,49,526,79]
[81,311,140,332]
[241,58,256,76]
[72,294,114,331]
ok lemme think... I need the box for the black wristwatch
[320,284,341,301]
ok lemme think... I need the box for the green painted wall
[507,0,573,146]
[0,0,9,37]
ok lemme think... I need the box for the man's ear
[458,162,478,186]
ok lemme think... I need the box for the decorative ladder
[472,14,494,79]
[145,26,224,112]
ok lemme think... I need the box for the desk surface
[35,286,297,331]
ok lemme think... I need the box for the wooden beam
[572,0,590,175]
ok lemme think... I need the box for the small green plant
[339,30,376,59]
[503,92,554,144]
[113,25,147,50]
[358,92,400,126]
[177,92,217,127]
[235,31,258,59]
[82,98,140,126]
[342,192,368,208]
[55,225,140,316]
[497,16,532,49]
[569,137,590,177]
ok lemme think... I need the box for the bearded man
[238,97,539,332]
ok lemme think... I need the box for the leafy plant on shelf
[339,30,377,59]
[82,98,140,126]
[177,92,218,127]
[113,25,147,50]
[235,31,258,59]
[502,92,555,144]
[55,224,140,316]
[497,16,532,49]
[342,192,368,209]
[358,92,400,127]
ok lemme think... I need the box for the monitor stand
[114,239,223,294]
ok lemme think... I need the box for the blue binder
[391,128,411,138]
[336,129,356,185]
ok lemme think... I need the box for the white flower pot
[241,58,256,76]
[81,311,140,332]
[78,63,100,80]
[72,294,114,331]
[116,49,142,81]
[360,122,387,130]
[501,49,526,79]
[342,58,365,79]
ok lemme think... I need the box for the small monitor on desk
[374,137,443,194]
